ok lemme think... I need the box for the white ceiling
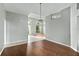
[3,3,73,17]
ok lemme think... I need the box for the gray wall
[45,7,70,46]
[70,4,77,50]
[0,4,5,52]
[6,11,28,44]
[77,16,79,51]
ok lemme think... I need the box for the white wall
[6,11,28,44]
[0,4,5,52]
[45,7,70,46]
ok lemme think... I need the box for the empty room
[0,3,79,56]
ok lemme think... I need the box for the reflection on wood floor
[1,40,79,56]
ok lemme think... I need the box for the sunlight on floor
[27,34,46,55]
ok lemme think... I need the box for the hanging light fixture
[40,3,41,19]
[36,3,44,34]
[39,3,42,21]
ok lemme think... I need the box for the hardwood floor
[1,40,79,56]
[1,44,27,56]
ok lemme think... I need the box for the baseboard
[71,47,78,52]
[46,39,78,52]
[0,46,5,55]
[4,40,27,48]
[3,39,78,53]
[0,40,27,55]
[46,39,70,47]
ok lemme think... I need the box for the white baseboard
[4,40,27,48]
[0,40,27,55]
[46,39,78,52]
[46,39,70,47]
[2,39,79,54]
[72,47,78,52]
[0,46,5,55]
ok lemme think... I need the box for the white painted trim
[71,47,78,52]
[0,7,6,56]
[46,39,78,52]
[0,46,5,55]
[4,17,6,45]
[70,3,78,51]
[2,39,79,54]
[4,40,27,48]
[0,40,27,55]
[46,39,70,47]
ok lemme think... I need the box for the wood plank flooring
[1,40,79,56]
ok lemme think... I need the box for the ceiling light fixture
[40,3,42,19]
[39,3,43,21]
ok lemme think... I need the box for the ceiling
[3,3,73,18]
